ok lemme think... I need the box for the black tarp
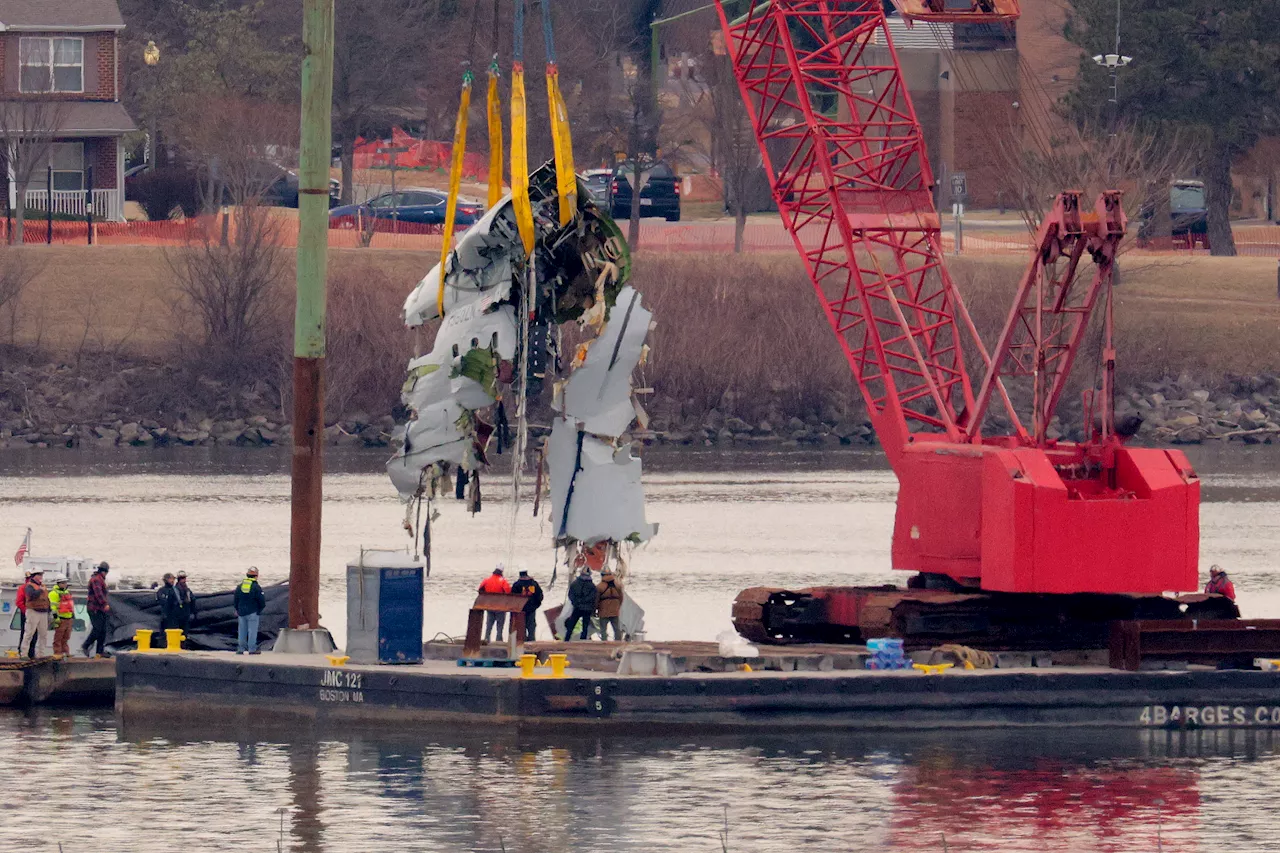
[106,582,290,651]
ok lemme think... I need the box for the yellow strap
[438,78,472,318]
[546,69,577,227]
[510,65,536,256]
[487,70,504,210]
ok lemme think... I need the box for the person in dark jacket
[510,569,545,641]
[156,573,180,631]
[564,567,598,641]
[233,567,267,654]
[174,571,197,636]
[81,562,111,658]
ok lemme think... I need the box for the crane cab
[896,0,1019,24]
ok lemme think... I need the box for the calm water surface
[0,445,1278,851]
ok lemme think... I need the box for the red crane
[713,0,1217,646]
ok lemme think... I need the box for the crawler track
[732,584,1240,650]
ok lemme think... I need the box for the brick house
[0,0,134,221]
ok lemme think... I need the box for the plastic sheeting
[105,582,290,651]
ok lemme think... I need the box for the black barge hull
[115,652,1280,732]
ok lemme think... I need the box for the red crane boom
[713,0,1200,621]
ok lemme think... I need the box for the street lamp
[143,41,160,170]
[1092,0,1131,135]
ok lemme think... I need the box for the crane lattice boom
[714,0,1200,597]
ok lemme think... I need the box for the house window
[48,143,85,191]
[19,37,85,94]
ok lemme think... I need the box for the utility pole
[283,0,336,650]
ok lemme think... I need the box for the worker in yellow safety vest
[233,567,266,654]
[47,578,76,657]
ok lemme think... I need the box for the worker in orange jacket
[48,578,75,657]
[478,564,512,643]
[1204,565,1236,602]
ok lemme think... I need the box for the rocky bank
[3,361,1280,451]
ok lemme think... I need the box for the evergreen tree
[1064,0,1280,255]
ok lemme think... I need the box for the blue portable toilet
[346,550,425,664]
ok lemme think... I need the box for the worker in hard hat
[47,577,75,657]
[1204,565,1236,602]
[19,570,50,659]
[478,565,512,643]
[233,567,267,654]
[156,572,180,633]
[81,562,111,658]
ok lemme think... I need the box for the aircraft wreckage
[389,161,656,589]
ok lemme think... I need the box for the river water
[1,445,1278,851]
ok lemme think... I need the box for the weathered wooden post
[278,0,337,654]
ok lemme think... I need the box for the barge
[0,657,115,706]
[115,649,1280,732]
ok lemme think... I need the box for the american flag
[13,528,30,567]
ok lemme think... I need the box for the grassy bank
[1,245,1278,433]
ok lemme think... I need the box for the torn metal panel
[403,202,520,327]
[558,286,652,437]
[387,400,472,496]
[547,418,656,545]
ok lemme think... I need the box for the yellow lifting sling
[437,69,473,317]
[541,0,576,226]
[487,59,504,210]
[509,0,536,257]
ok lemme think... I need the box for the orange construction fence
[4,215,1277,258]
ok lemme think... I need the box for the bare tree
[996,119,1197,245]
[703,53,759,253]
[173,96,300,215]
[0,245,43,344]
[166,203,288,381]
[324,263,414,420]
[0,100,67,245]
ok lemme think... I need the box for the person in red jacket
[14,570,33,657]
[1204,565,1236,602]
[477,565,512,643]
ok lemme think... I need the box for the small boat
[2,555,116,655]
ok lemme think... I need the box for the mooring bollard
[520,653,569,679]
[163,629,185,652]
[134,629,153,652]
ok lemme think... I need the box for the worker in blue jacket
[233,567,267,654]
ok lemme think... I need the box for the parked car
[255,165,342,208]
[329,189,484,227]
[580,169,613,206]
[126,160,340,220]
[1136,179,1209,248]
[610,161,681,222]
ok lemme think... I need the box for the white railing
[24,188,118,219]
